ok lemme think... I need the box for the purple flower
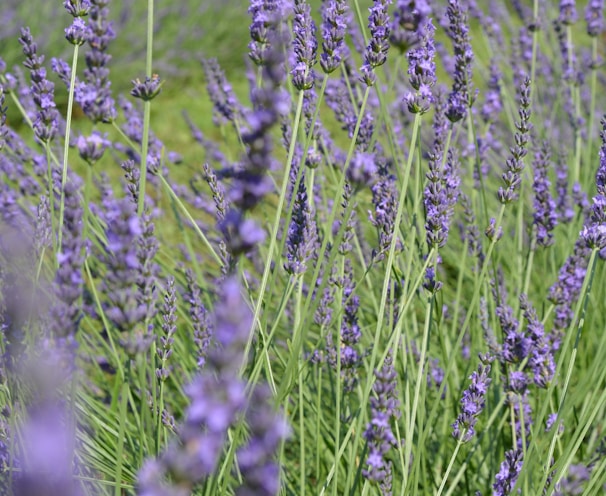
[156,277,177,381]
[185,269,212,368]
[363,355,400,493]
[320,0,348,73]
[481,59,503,123]
[339,259,362,391]
[131,74,163,101]
[201,58,241,126]
[248,0,289,66]
[291,0,318,90]
[405,19,437,114]
[559,0,578,25]
[424,141,460,249]
[369,171,399,260]
[285,178,317,275]
[65,17,87,45]
[75,0,116,123]
[445,0,475,121]
[498,77,532,204]
[389,0,431,53]
[580,117,606,252]
[493,449,523,496]
[360,0,393,86]
[63,0,91,17]
[235,386,289,496]
[100,197,147,336]
[452,361,492,442]
[532,142,558,247]
[50,178,85,341]
[76,130,110,165]
[18,28,60,142]
[585,0,604,36]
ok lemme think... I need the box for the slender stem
[436,437,464,496]
[158,175,222,265]
[137,0,155,215]
[246,89,305,363]
[58,44,79,252]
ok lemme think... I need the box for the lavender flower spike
[363,355,400,494]
[405,19,437,115]
[493,449,524,496]
[585,0,605,37]
[360,0,393,86]
[580,116,606,253]
[452,361,492,442]
[498,76,532,204]
[320,0,348,74]
[445,0,475,122]
[532,142,558,247]
[284,179,317,275]
[291,0,318,90]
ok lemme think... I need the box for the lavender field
[0,0,605,495]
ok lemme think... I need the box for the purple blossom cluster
[363,355,400,494]
[2,0,606,494]
[360,0,392,86]
[452,360,492,442]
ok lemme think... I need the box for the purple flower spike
[390,0,431,53]
[580,117,606,253]
[202,58,241,126]
[76,130,110,165]
[493,449,523,496]
[235,386,289,496]
[131,74,163,101]
[532,142,558,247]
[65,17,88,45]
[320,0,348,74]
[498,77,532,204]
[452,361,492,442]
[405,19,437,114]
[360,0,393,86]
[63,0,91,17]
[559,0,578,25]
[291,0,318,90]
[284,178,317,275]
[585,0,604,37]
[445,0,475,122]
[363,355,400,494]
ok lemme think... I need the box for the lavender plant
[0,0,605,495]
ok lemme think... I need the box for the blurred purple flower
[363,355,400,494]
[285,178,317,275]
[532,142,558,247]
[585,0,604,37]
[390,0,431,53]
[76,130,110,165]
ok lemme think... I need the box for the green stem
[246,89,306,364]
[58,44,79,252]
[158,175,222,265]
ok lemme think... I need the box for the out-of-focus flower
[131,74,163,101]
[76,130,110,165]
[493,449,523,496]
